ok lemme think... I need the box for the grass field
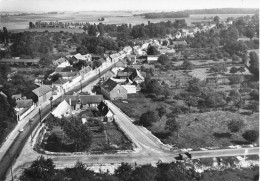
[113,93,179,121]
[202,166,259,181]
[150,111,259,149]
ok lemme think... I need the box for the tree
[92,59,102,69]
[245,28,255,40]
[228,75,243,85]
[230,67,238,74]
[88,24,98,36]
[156,106,166,118]
[242,130,259,143]
[62,117,92,151]
[20,156,55,181]
[181,60,194,70]
[248,51,259,76]
[156,162,201,181]
[130,165,157,181]
[76,45,88,54]
[50,73,62,83]
[210,63,227,73]
[214,16,220,24]
[165,117,181,137]
[227,119,244,135]
[114,163,132,181]
[234,98,245,110]
[3,27,9,43]
[186,78,202,94]
[247,101,258,113]
[185,96,198,111]
[158,54,170,65]
[147,46,159,55]
[139,111,159,127]
[237,67,246,74]
[232,54,240,63]
[249,89,259,100]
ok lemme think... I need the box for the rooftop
[32,85,52,97]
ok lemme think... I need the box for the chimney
[69,98,72,105]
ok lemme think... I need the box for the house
[101,79,127,100]
[123,46,132,54]
[128,64,155,71]
[117,70,130,79]
[64,94,103,110]
[121,85,137,94]
[71,53,92,63]
[12,94,22,100]
[77,95,103,109]
[32,85,52,105]
[34,74,45,86]
[58,72,77,80]
[52,78,70,94]
[171,40,187,47]
[15,99,35,121]
[147,55,159,64]
[129,69,144,84]
[127,55,137,64]
[52,100,71,118]
[98,101,114,122]
[0,58,41,66]
[114,59,127,68]
[175,31,182,39]
[78,66,92,79]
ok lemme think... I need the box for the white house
[52,100,71,118]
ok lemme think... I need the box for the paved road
[7,100,259,181]
[2,62,259,180]
[0,63,118,180]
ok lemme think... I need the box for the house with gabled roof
[129,69,144,84]
[64,94,103,110]
[32,85,52,105]
[101,78,127,100]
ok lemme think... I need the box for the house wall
[122,85,136,94]
[110,85,127,100]
[101,87,111,100]
[38,91,52,105]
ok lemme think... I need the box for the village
[0,8,259,180]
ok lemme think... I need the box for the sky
[0,0,259,12]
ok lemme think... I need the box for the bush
[242,130,259,142]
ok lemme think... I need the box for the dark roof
[58,72,77,77]
[78,95,103,104]
[32,85,52,97]
[52,78,68,85]
[0,58,41,63]
[64,95,103,106]
[16,99,33,108]
[64,95,78,106]
[101,78,118,92]
[117,71,129,77]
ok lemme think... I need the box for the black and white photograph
[0,0,259,180]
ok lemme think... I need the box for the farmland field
[1,11,254,30]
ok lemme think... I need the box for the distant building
[32,85,52,105]
[129,69,144,84]
[101,79,127,100]
[0,58,41,66]
[147,55,159,64]
[64,94,103,110]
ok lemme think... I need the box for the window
[118,90,120,93]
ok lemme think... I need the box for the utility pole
[39,108,42,123]
[49,97,53,112]
[29,118,33,143]
[7,151,14,181]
